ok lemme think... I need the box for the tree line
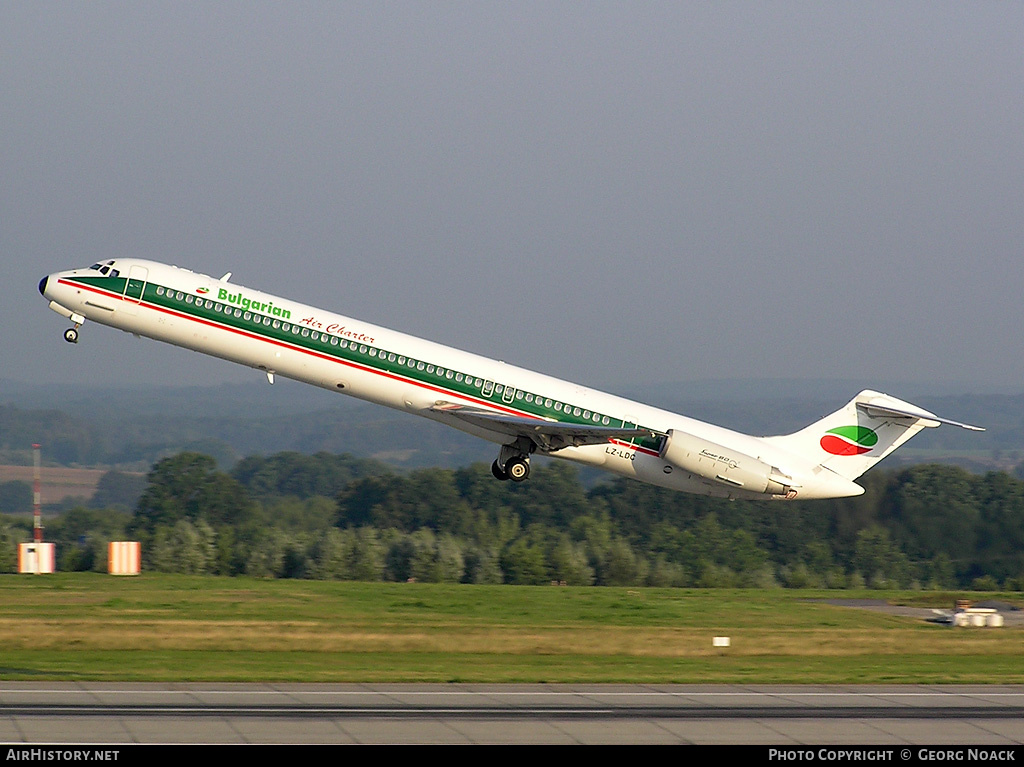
[4,451,1024,589]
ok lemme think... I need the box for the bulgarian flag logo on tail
[820,426,878,456]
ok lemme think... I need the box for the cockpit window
[88,260,118,277]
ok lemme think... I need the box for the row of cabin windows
[155,285,614,427]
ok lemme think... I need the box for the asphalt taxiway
[1,683,1023,745]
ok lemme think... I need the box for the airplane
[39,259,983,500]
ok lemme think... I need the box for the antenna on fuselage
[220,272,232,282]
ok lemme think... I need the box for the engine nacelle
[660,429,794,496]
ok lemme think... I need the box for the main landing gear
[63,326,80,344]
[491,456,530,482]
[491,439,534,483]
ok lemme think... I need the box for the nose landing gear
[46,300,85,344]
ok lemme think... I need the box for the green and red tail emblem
[820,426,878,456]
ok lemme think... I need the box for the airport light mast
[32,444,43,546]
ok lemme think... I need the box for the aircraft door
[121,265,149,315]
[623,413,641,449]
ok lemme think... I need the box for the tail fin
[763,390,984,482]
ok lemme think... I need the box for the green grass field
[0,573,1021,684]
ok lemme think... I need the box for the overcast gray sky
[3,2,1022,398]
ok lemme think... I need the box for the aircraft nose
[38,276,48,296]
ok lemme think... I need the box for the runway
[1,684,1024,745]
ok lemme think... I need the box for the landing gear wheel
[491,459,509,481]
[63,327,79,344]
[505,457,530,482]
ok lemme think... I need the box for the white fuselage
[40,258,859,500]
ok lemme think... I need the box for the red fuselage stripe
[59,277,660,458]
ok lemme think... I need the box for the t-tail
[763,390,984,483]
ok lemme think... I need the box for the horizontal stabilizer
[856,398,984,431]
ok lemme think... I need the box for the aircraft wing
[429,402,661,452]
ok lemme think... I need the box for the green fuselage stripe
[72,275,662,452]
